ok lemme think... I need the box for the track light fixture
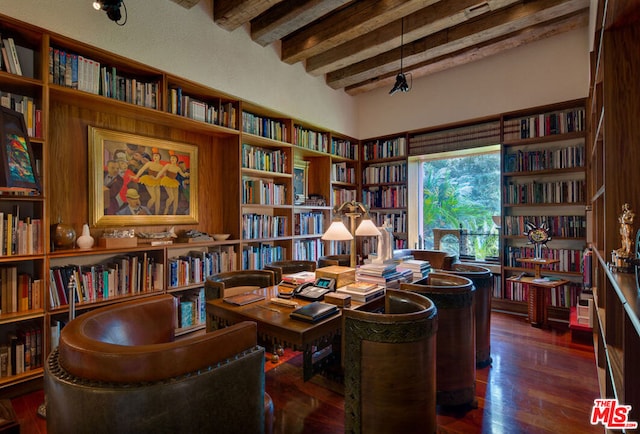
[93,0,127,26]
[389,17,411,95]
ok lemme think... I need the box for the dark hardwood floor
[9,312,600,434]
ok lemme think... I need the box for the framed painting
[89,126,198,227]
[293,160,309,205]
[0,106,40,193]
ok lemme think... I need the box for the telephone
[293,277,336,301]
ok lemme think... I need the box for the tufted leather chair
[205,269,275,300]
[45,294,271,434]
[264,260,316,283]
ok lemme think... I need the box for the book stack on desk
[356,263,413,289]
[337,281,384,303]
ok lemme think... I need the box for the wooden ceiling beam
[214,0,285,31]
[251,0,350,47]
[345,11,588,95]
[306,0,522,76]
[326,0,589,90]
[280,0,439,64]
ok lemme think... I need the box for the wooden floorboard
[8,312,601,434]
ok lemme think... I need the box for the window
[413,145,501,261]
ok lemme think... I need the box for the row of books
[0,36,32,77]
[294,211,324,236]
[0,325,42,377]
[242,214,288,239]
[503,108,586,140]
[292,238,325,262]
[168,87,236,128]
[504,144,585,173]
[331,162,356,184]
[332,188,357,206]
[168,248,236,288]
[504,279,581,307]
[49,255,164,308]
[242,178,286,206]
[0,91,41,138]
[49,47,159,109]
[330,138,357,160]
[503,180,585,205]
[362,137,407,161]
[362,161,407,184]
[504,246,583,273]
[175,288,206,330]
[0,267,43,315]
[362,184,407,209]
[242,111,288,142]
[371,210,407,233]
[0,212,43,257]
[503,215,586,238]
[242,144,288,174]
[241,243,286,270]
[293,125,329,153]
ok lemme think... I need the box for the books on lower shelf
[0,323,42,377]
[174,288,206,329]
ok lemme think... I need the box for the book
[345,281,378,292]
[223,292,265,306]
[289,301,338,323]
[281,271,316,285]
[337,286,384,303]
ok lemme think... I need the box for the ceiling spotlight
[390,17,411,95]
[93,0,127,26]
[389,73,410,95]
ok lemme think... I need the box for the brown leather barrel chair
[317,254,351,268]
[205,269,275,300]
[45,294,271,434]
[394,249,459,271]
[264,260,316,283]
[343,289,438,434]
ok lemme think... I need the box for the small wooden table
[515,258,569,327]
[206,285,381,380]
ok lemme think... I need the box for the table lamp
[321,200,381,268]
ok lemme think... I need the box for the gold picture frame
[293,160,309,205]
[89,126,198,227]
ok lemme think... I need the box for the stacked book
[355,263,413,289]
[336,281,384,303]
[397,259,431,280]
[278,271,316,290]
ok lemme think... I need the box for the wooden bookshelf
[587,0,640,423]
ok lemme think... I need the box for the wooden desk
[514,258,568,327]
[206,285,381,380]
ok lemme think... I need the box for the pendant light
[389,17,411,95]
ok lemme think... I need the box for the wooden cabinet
[588,0,640,423]
[497,100,587,322]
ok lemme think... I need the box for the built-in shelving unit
[587,0,640,424]
[498,99,587,323]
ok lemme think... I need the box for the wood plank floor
[9,312,600,434]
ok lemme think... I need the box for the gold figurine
[611,203,635,272]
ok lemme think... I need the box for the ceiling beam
[214,0,284,31]
[280,0,439,64]
[326,0,589,90]
[306,0,522,76]
[345,11,588,95]
[251,0,350,47]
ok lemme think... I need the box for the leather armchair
[205,269,275,299]
[45,294,270,434]
[394,249,459,271]
[317,254,351,268]
[264,260,316,283]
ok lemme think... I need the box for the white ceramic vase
[76,224,94,249]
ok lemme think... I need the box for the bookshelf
[588,0,640,423]
[498,99,587,323]
[360,134,409,258]
[0,12,360,390]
